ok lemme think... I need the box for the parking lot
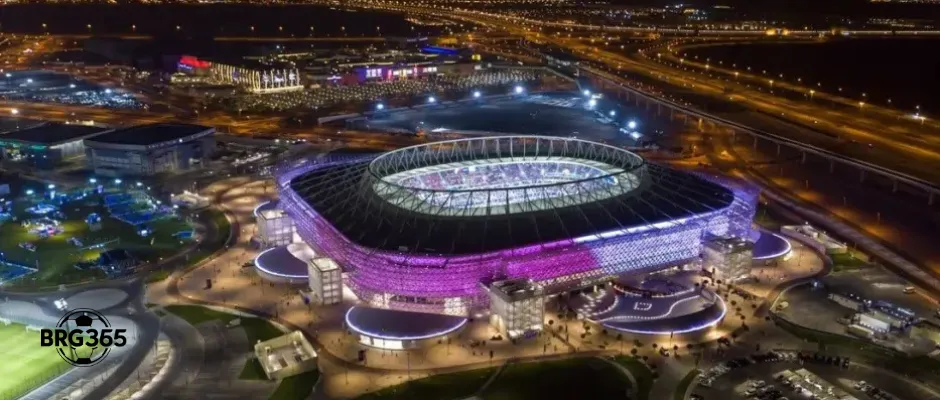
[693,350,934,400]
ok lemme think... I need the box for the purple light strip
[277,157,759,311]
[344,306,468,341]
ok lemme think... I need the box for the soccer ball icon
[55,309,112,367]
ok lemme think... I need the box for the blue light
[47,184,55,190]
[514,85,524,94]
[114,179,122,184]
[609,110,616,117]
[89,178,97,184]
[473,90,481,99]
[428,96,436,104]
[583,89,591,96]
[628,120,637,130]
[26,190,34,195]
[588,99,597,107]
[376,103,385,110]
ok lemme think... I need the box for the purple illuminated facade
[277,137,758,316]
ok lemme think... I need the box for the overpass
[577,65,940,205]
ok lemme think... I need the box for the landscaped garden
[0,181,197,287]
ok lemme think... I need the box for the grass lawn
[357,367,496,400]
[613,356,654,400]
[268,369,320,400]
[0,190,195,287]
[0,322,104,400]
[163,304,285,350]
[675,369,701,400]
[830,251,869,272]
[482,358,631,400]
[239,357,268,380]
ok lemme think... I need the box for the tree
[630,348,638,356]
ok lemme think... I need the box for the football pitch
[0,322,71,400]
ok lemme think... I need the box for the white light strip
[344,306,468,341]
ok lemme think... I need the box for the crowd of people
[229,69,543,112]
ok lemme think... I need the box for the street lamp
[809,90,815,99]
[514,85,524,94]
[583,89,591,97]
[628,120,637,130]
[588,98,597,107]
[376,103,385,111]
[115,178,123,185]
[10,109,18,115]
[136,182,143,187]
[428,96,436,104]
[89,178,97,184]
[473,90,482,99]
[609,110,616,117]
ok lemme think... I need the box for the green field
[0,322,105,400]
[0,190,194,287]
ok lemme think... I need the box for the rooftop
[86,123,212,146]
[345,306,467,340]
[288,159,735,255]
[0,123,108,145]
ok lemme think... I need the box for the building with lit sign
[0,123,111,169]
[84,123,215,177]
[210,62,303,94]
[277,136,758,320]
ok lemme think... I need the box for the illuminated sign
[179,55,211,69]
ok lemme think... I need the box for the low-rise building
[253,330,318,380]
[486,279,544,339]
[702,236,754,282]
[0,123,110,169]
[84,123,215,177]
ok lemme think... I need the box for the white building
[702,236,754,282]
[210,63,303,93]
[253,330,318,380]
[255,201,294,248]
[308,257,342,305]
[487,279,544,339]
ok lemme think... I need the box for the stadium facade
[277,136,757,317]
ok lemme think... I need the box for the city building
[277,136,758,319]
[308,257,342,306]
[0,123,110,169]
[84,123,215,177]
[486,279,545,339]
[254,201,295,248]
[253,330,318,380]
[702,236,754,282]
[210,61,303,93]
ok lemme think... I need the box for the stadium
[274,136,758,337]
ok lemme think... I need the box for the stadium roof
[288,141,735,255]
[86,123,212,146]
[0,123,108,145]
